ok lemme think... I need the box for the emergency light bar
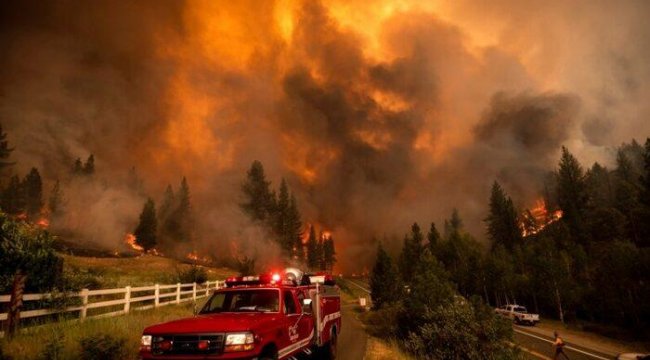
[224,269,336,287]
[225,272,290,287]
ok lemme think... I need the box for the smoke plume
[1,0,649,271]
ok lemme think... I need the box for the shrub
[79,333,127,360]
[37,333,64,360]
[177,265,208,284]
[361,302,402,338]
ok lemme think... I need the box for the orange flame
[36,218,50,228]
[125,233,144,251]
[520,199,563,237]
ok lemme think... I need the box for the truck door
[281,290,313,357]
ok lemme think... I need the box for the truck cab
[139,269,341,359]
[495,304,540,326]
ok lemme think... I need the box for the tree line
[239,160,336,271]
[371,138,650,350]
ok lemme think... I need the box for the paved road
[337,278,371,360]
[514,326,616,360]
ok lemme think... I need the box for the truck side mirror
[302,298,313,314]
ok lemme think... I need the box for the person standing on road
[554,331,569,360]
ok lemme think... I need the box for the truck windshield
[200,290,279,314]
[514,306,527,313]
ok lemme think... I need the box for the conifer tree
[2,175,24,215]
[286,194,303,260]
[427,222,441,256]
[317,232,326,270]
[165,177,193,244]
[175,177,193,243]
[72,158,83,175]
[274,179,290,246]
[399,222,424,282]
[240,161,274,222]
[306,225,319,269]
[0,124,14,170]
[48,180,65,219]
[23,168,43,220]
[134,198,157,251]
[556,146,588,240]
[323,235,336,270]
[370,242,400,309]
[485,181,521,251]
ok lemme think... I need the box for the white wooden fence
[0,280,224,334]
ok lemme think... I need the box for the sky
[1,0,649,271]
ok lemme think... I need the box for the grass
[62,254,235,288]
[0,300,208,360]
[366,337,415,360]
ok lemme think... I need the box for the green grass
[62,254,235,288]
[1,300,208,360]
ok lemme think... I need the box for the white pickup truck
[495,304,540,326]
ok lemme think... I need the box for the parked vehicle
[139,268,341,359]
[495,304,540,326]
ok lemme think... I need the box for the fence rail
[0,280,225,333]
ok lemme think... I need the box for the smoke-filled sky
[1,0,649,272]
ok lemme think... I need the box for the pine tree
[318,231,326,271]
[272,179,292,254]
[83,154,95,175]
[240,161,274,222]
[306,225,319,270]
[556,146,588,241]
[0,124,14,170]
[165,177,193,244]
[72,158,83,175]
[399,223,424,282]
[2,176,24,215]
[485,181,521,251]
[323,235,336,271]
[134,198,157,251]
[427,222,441,256]
[48,180,65,219]
[369,242,400,309]
[286,194,303,260]
[23,168,43,220]
[614,150,642,243]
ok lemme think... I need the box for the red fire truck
[139,268,341,359]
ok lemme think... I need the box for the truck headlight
[224,332,254,352]
[140,335,152,349]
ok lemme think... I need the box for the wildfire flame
[186,251,210,263]
[520,199,563,237]
[125,233,144,252]
[36,218,50,228]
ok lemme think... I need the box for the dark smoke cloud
[0,0,649,271]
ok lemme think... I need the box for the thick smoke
[1,0,649,271]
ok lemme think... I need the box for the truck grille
[152,334,224,355]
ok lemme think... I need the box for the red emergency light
[225,272,284,287]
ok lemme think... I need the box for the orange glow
[520,199,563,237]
[125,233,144,252]
[36,218,50,228]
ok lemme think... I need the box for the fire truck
[139,268,341,360]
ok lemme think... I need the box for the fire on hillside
[520,199,563,237]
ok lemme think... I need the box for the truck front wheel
[325,331,338,360]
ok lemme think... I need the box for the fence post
[192,283,197,301]
[154,284,160,307]
[124,286,131,313]
[205,282,209,296]
[80,288,89,321]
[176,283,181,304]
